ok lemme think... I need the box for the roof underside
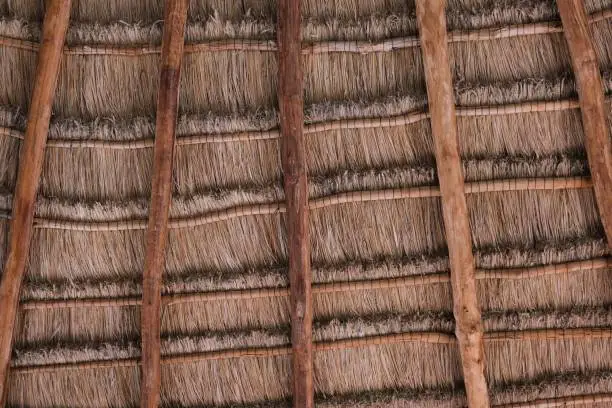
[0,0,612,407]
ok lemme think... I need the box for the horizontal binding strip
[1,10,610,56]
[20,257,611,310]
[493,393,612,408]
[30,176,593,231]
[0,99,583,149]
[11,327,612,373]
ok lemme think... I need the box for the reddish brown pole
[139,1,187,407]
[557,0,612,247]
[415,1,490,407]
[0,1,71,405]
[277,1,313,407]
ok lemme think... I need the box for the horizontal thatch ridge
[0,2,591,44]
[11,306,612,368]
[0,156,590,222]
[2,72,607,142]
[320,370,612,408]
[18,236,608,302]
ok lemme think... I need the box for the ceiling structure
[0,0,611,407]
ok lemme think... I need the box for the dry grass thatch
[1,0,612,407]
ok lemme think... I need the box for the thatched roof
[0,0,611,407]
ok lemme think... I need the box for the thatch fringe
[1,98,607,154]
[19,236,608,300]
[1,72,609,148]
[0,7,609,53]
[319,370,612,408]
[0,4,590,43]
[0,155,592,220]
[10,326,612,374]
[22,237,609,294]
[9,343,612,406]
[19,255,610,310]
[19,176,591,231]
[14,306,612,368]
[17,189,602,281]
[38,369,605,408]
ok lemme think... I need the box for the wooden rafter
[139,1,188,407]
[557,0,612,247]
[277,1,314,407]
[0,0,71,405]
[415,1,490,407]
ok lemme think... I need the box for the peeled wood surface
[557,0,612,248]
[416,1,490,407]
[140,1,188,408]
[278,1,313,407]
[0,1,71,405]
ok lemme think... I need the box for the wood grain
[0,1,71,405]
[139,1,188,407]
[415,1,490,407]
[278,1,314,407]
[557,0,612,248]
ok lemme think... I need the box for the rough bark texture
[140,1,188,407]
[557,0,612,248]
[415,1,490,407]
[0,1,71,405]
[278,1,314,407]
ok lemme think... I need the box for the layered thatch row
[7,331,612,407]
[0,0,610,33]
[1,0,612,407]
[13,240,611,343]
[1,5,611,118]
[12,308,612,367]
[0,76,609,201]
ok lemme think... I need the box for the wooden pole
[415,1,490,407]
[557,0,612,247]
[139,1,187,407]
[277,1,313,407]
[0,1,71,405]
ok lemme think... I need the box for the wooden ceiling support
[278,1,314,407]
[0,1,71,405]
[415,1,490,407]
[139,1,188,407]
[557,0,612,247]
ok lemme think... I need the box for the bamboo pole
[0,1,71,405]
[278,1,313,407]
[416,1,490,407]
[139,1,188,408]
[557,0,612,248]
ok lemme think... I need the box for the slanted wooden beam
[0,1,71,405]
[415,1,490,407]
[140,1,187,407]
[277,1,313,407]
[557,0,612,247]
